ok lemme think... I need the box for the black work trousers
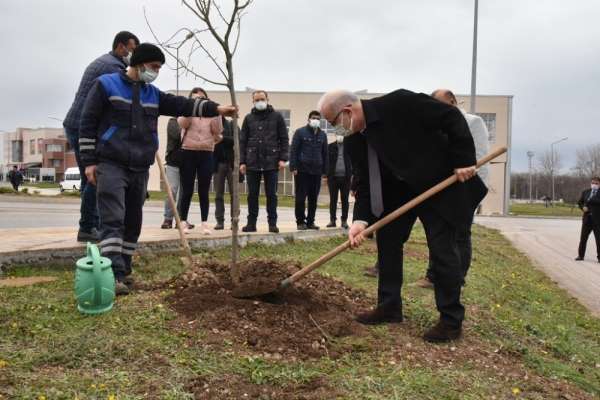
[96,162,148,281]
[578,214,600,260]
[294,172,322,225]
[327,175,350,222]
[376,181,465,327]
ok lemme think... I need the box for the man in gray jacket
[63,31,139,242]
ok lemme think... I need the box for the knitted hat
[130,43,165,66]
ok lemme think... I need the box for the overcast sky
[1,0,599,172]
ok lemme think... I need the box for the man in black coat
[575,177,600,262]
[239,90,289,233]
[318,89,487,343]
[326,134,353,229]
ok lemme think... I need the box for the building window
[476,113,497,144]
[11,141,23,162]
[51,159,62,168]
[46,144,63,152]
[37,138,44,153]
[276,109,291,130]
[30,139,36,155]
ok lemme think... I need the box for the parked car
[59,167,81,192]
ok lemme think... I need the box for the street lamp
[550,137,568,204]
[470,0,479,114]
[527,151,534,203]
[165,31,195,95]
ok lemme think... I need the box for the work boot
[214,221,225,230]
[341,220,349,229]
[269,225,280,233]
[123,275,135,288]
[355,307,403,325]
[297,223,308,231]
[77,229,99,243]
[306,224,320,230]
[414,276,434,289]
[423,321,462,343]
[242,224,257,233]
[326,220,336,228]
[161,219,172,229]
[115,280,130,296]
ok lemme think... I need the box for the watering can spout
[74,242,115,315]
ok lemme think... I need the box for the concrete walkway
[476,216,600,316]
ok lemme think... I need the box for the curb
[0,228,346,271]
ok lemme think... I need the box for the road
[476,216,600,316]
[0,196,333,229]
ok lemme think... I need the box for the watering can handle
[87,242,105,305]
[87,242,101,266]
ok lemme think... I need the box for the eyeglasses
[330,106,350,126]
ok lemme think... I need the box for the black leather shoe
[355,307,403,325]
[269,225,279,233]
[242,225,257,233]
[306,224,320,230]
[575,257,584,261]
[214,222,224,230]
[341,221,349,229]
[423,321,462,343]
[326,221,336,228]
[297,223,308,230]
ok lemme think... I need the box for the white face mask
[254,100,268,111]
[336,135,344,144]
[591,184,599,190]
[139,65,159,83]
[122,51,132,66]
[334,111,353,136]
[309,118,320,129]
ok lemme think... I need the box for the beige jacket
[178,116,223,152]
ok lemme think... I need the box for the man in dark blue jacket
[79,43,237,295]
[289,111,328,230]
[64,31,139,242]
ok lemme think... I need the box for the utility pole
[470,0,479,114]
[550,137,568,204]
[527,151,534,203]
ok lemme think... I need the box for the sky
[1,0,599,172]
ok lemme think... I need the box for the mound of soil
[167,259,373,360]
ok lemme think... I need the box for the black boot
[242,224,257,233]
[355,306,403,325]
[423,320,462,343]
[326,220,336,228]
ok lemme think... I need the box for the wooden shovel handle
[280,146,507,288]
[155,153,194,261]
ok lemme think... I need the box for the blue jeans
[65,127,99,233]
[246,169,278,226]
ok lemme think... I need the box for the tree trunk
[226,57,241,285]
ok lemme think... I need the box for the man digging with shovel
[318,89,487,343]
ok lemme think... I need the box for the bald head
[431,88,457,106]
[317,90,359,119]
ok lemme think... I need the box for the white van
[60,167,81,192]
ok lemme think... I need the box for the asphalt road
[0,196,333,229]
[476,216,600,316]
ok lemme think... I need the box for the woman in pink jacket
[177,88,223,234]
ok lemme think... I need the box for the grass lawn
[510,202,582,218]
[22,182,61,189]
[1,225,599,399]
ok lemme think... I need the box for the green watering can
[75,243,115,315]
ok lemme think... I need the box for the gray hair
[317,90,359,116]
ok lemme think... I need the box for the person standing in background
[575,177,600,262]
[161,117,184,229]
[213,117,235,230]
[177,88,223,235]
[64,31,139,242]
[289,111,328,230]
[326,133,352,229]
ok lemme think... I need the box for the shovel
[155,154,218,283]
[231,146,507,298]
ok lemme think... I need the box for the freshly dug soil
[167,259,372,360]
